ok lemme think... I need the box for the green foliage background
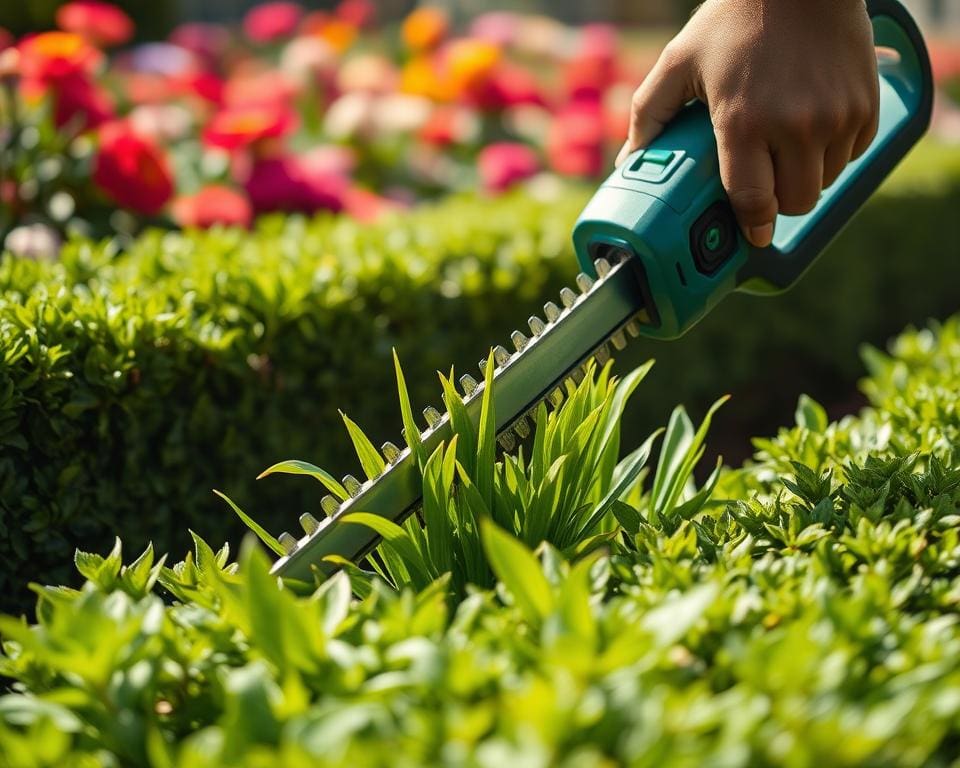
[0,140,958,613]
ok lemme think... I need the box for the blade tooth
[498,432,517,452]
[343,474,362,497]
[320,495,340,516]
[513,416,531,439]
[544,301,561,323]
[593,342,611,366]
[381,441,402,464]
[626,319,642,337]
[569,368,585,386]
[560,287,578,309]
[610,329,628,350]
[478,359,488,376]
[576,272,595,293]
[594,258,612,278]
[278,532,298,554]
[548,388,565,408]
[299,512,320,535]
[528,315,546,337]
[459,374,479,396]
[493,345,511,368]
[423,406,442,428]
[511,330,530,352]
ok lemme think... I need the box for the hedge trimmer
[271,0,932,581]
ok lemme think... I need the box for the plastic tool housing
[573,0,933,340]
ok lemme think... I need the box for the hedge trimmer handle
[573,0,933,338]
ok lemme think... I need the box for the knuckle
[728,187,774,220]
[657,41,689,76]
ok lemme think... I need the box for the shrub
[1,142,959,613]
[3,313,960,766]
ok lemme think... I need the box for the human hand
[618,0,879,247]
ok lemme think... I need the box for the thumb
[717,135,779,248]
[617,46,696,166]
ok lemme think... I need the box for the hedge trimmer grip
[572,0,932,339]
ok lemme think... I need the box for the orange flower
[203,105,297,150]
[172,185,253,229]
[400,56,449,101]
[314,18,357,53]
[56,2,134,48]
[445,39,501,97]
[18,32,101,82]
[401,7,449,52]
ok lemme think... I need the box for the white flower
[5,223,61,261]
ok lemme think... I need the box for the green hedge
[2,140,959,613]
[2,314,960,766]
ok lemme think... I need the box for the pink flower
[469,12,519,47]
[243,2,303,44]
[478,142,540,192]
[547,103,606,178]
[169,23,230,66]
[243,155,347,214]
[172,185,253,228]
[93,121,174,215]
[342,186,400,222]
[56,2,134,48]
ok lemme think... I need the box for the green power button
[705,225,722,252]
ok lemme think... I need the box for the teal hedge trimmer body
[272,0,933,581]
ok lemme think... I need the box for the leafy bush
[1,143,959,613]
[3,313,960,766]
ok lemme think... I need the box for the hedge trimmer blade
[271,249,653,581]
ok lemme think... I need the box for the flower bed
[0,142,958,614]
[2,312,959,766]
[1,0,650,255]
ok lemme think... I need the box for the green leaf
[795,394,828,433]
[394,349,425,468]
[74,549,105,583]
[476,353,497,511]
[341,411,386,480]
[256,460,348,500]
[481,519,553,625]
[214,489,285,556]
[340,512,433,587]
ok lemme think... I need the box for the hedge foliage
[2,314,960,767]
[1,140,959,612]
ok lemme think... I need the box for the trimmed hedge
[2,314,960,766]
[1,140,959,613]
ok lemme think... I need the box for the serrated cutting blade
[272,252,655,580]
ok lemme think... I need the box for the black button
[690,201,738,275]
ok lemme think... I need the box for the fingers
[822,134,857,189]
[617,45,696,166]
[773,147,824,216]
[716,136,778,248]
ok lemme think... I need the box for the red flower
[18,32,102,82]
[470,64,546,111]
[0,28,13,52]
[52,73,115,131]
[478,142,540,192]
[243,155,347,214]
[182,71,224,104]
[203,105,297,150]
[336,0,376,29]
[56,2,134,48]
[172,185,253,229]
[547,103,606,178]
[243,2,303,44]
[93,122,174,215]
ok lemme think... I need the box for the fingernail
[615,141,631,167]
[748,223,774,248]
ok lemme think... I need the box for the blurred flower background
[1,0,958,259]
